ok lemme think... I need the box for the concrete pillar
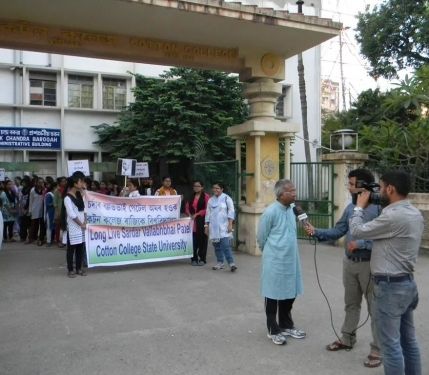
[228,75,299,256]
[322,151,369,231]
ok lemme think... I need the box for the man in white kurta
[257,179,305,345]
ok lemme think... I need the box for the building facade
[0,1,325,178]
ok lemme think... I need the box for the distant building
[321,79,340,113]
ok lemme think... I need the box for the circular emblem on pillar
[260,53,281,76]
[261,158,277,178]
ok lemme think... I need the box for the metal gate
[193,160,239,246]
[290,162,335,237]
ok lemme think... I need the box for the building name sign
[0,20,241,71]
[0,127,61,150]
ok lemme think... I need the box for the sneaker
[78,269,87,276]
[191,260,199,266]
[281,328,306,339]
[212,263,224,270]
[67,271,77,278]
[267,332,287,345]
[197,261,205,266]
[230,264,237,272]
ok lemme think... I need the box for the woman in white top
[64,172,86,278]
[119,178,141,198]
[127,179,141,198]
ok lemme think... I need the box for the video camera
[352,180,381,205]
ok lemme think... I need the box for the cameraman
[305,168,381,368]
[350,170,424,375]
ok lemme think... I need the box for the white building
[0,0,324,178]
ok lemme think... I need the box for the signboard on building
[0,127,61,150]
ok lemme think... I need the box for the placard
[0,168,5,181]
[116,158,137,176]
[131,162,149,178]
[67,160,90,176]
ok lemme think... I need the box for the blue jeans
[213,237,234,265]
[373,278,420,375]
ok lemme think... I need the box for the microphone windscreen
[293,205,304,216]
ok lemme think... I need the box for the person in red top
[185,180,210,266]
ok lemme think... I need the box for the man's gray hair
[274,179,293,198]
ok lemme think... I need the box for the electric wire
[308,235,372,343]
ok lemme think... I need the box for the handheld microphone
[293,205,310,227]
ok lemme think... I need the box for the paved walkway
[1,240,428,375]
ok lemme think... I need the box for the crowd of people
[0,173,237,274]
[1,168,424,374]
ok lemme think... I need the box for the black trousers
[265,297,295,335]
[191,230,208,263]
[29,218,46,242]
[67,242,84,272]
[3,221,14,240]
[19,215,31,241]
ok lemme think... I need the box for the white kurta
[257,201,303,300]
[64,196,85,245]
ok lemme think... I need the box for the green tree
[356,0,429,79]
[93,68,247,164]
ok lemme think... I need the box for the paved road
[1,240,428,375]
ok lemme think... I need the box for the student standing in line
[155,176,177,196]
[185,180,209,266]
[204,182,237,272]
[64,172,87,278]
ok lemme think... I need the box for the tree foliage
[356,0,429,79]
[322,66,429,174]
[93,68,248,163]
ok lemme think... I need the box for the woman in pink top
[185,180,210,266]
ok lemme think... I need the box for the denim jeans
[373,278,420,375]
[213,237,234,265]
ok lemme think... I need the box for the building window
[29,73,57,106]
[68,75,94,108]
[275,84,292,120]
[102,78,126,110]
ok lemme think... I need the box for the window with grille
[68,75,94,108]
[29,73,57,106]
[102,78,126,110]
[275,84,292,120]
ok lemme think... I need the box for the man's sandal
[326,340,352,351]
[364,354,382,368]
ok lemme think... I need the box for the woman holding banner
[185,180,209,266]
[64,171,87,278]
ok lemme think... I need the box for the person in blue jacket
[305,168,381,368]
[257,179,305,345]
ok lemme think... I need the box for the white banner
[86,219,193,268]
[85,191,181,227]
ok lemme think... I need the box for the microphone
[293,205,310,227]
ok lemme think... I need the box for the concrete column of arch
[322,151,369,246]
[228,54,299,255]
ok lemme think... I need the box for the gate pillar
[322,151,369,245]
[228,63,299,255]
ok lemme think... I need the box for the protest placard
[0,168,5,181]
[116,158,136,176]
[131,162,149,178]
[67,160,90,176]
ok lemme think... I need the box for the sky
[320,0,397,109]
